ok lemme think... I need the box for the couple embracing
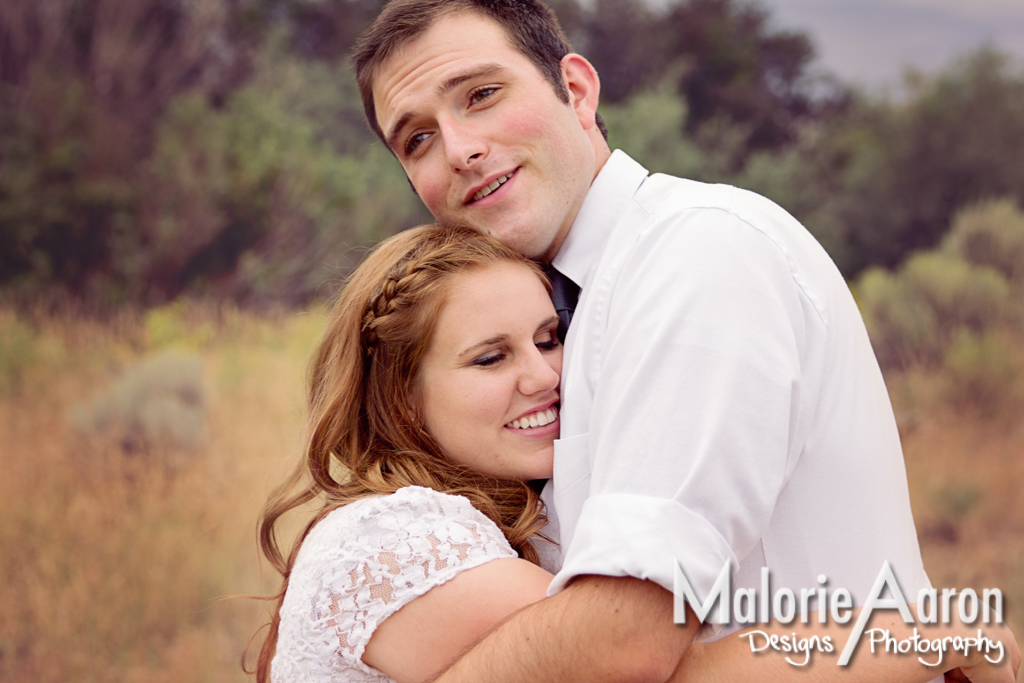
[255,1,1020,681]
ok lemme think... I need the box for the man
[350,1,1003,681]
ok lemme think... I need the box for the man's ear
[561,54,601,132]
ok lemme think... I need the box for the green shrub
[72,351,206,453]
[902,252,1010,333]
[942,198,1024,286]
[856,253,1010,369]
[857,266,941,369]
[942,329,1019,414]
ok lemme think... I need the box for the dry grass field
[893,369,1024,680]
[0,302,1021,681]
[0,303,324,682]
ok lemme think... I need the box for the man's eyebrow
[385,112,415,153]
[459,334,509,358]
[384,64,508,153]
[438,63,506,96]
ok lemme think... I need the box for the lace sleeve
[271,486,518,683]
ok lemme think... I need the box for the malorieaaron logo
[673,561,1006,667]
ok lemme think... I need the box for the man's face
[372,11,599,261]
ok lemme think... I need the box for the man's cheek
[413,178,447,218]
[425,190,449,220]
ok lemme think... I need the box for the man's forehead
[371,14,524,137]
[371,12,525,91]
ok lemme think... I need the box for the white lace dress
[270,486,518,682]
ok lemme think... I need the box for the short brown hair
[352,0,607,144]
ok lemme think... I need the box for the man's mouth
[471,171,515,202]
[505,405,558,430]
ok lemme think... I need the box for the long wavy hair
[253,224,551,681]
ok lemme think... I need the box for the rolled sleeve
[549,494,737,603]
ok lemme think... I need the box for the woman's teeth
[506,406,558,430]
[473,172,514,201]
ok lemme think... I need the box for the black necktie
[527,267,578,496]
[548,266,580,344]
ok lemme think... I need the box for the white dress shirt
[545,151,931,628]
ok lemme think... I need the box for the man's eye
[405,131,431,155]
[469,86,497,105]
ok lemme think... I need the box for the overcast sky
[755,0,1024,90]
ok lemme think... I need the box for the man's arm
[432,575,698,683]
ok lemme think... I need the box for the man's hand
[945,620,1021,683]
[670,606,1021,683]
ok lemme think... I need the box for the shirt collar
[551,149,649,291]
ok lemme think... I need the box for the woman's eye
[473,351,505,367]
[469,86,497,105]
[405,131,430,155]
[536,332,560,350]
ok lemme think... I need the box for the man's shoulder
[614,170,848,327]
[634,173,799,234]
[629,172,836,271]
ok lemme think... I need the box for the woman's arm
[362,558,553,683]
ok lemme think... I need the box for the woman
[258,224,559,682]
[256,224,1016,683]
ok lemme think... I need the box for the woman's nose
[518,347,561,396]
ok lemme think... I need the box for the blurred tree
[662,0,821,150]
[877,49,1024,265]
[733,48,1024,276]
[0,0,247,301]
[276,0,389,62]
[146,47,427,305]
[577,0,844,158]
[0,0,426,307]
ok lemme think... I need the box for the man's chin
[441,213,553,259]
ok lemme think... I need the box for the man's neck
[540,141,612,264]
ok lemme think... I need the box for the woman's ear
[561,53,601,131]
[407,393,423,430]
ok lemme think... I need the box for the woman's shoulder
[320,484,487,523]
[303,485,508,551]
[272,486,516,682]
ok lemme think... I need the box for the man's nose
[440,121,487,172]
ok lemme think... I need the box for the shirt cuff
[549,494,738,619]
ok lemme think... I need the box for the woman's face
[416,262,561,481]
